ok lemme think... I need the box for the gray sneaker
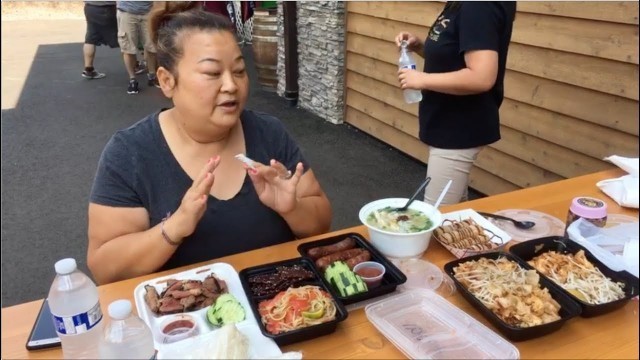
[134,61,147,75]
[82,69,106,79]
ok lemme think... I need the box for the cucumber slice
[207,294,246,326]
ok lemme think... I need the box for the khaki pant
[116,10,155,54]
[424,146,484,206]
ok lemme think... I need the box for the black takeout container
[297,233,407,305]
[509,236,640,317]
[443,251,582,341]
[238,257,348,346]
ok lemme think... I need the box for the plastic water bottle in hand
[399,40,423,104]
[100,300,156,359]
[48,258,104,359]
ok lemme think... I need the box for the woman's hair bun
[149,1,202,44]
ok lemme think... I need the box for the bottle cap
[54,258,77,275]
[108,299,133,320]
[570,197,608,219]
[400,40,408,48]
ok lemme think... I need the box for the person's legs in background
[423,146,484,206]
[116,9,140,94]
[82,3,110,79]
[140,13,159,88]
[82,43,104,79]
[135,48,147,75]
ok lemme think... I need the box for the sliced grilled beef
[144,285,160,314]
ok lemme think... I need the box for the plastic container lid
[570,197,608,219]
[54,258,77,275]
[393,258,443,290]
[365,288,520,359]
[108,299,132,320]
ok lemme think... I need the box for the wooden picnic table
[2,168,638,359]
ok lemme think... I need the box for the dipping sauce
[159,314,198,344]
[355,267,383,279]
[163,319,195,335]
[353,261,386,289]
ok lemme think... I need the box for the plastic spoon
[431,179,453,215]
[392,177,431,212]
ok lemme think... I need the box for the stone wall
[276,2,346,124]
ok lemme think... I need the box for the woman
[87,6,332,284]
[395,2,516,205]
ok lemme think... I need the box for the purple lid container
[570,197,608,219]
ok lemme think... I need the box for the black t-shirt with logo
[419,1,516,149]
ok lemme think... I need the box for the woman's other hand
[395,31,422,53]
[247,159,304,215]
[398,68,427,90]
[173,156,220,237]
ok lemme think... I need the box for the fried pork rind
[453,257,561,328]
[528,250,625,305]
[435,219,502,251]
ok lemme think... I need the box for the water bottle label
[401,64,417,70]
[52,302,103,335]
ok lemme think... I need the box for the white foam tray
[133,263,282,358]
[436,209,513,258]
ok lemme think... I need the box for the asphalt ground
[1,19,481,307]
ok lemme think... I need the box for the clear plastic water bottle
[100,299,156,359]
[48,258,104,359]
[399,40,423,104]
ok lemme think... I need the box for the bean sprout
[528,250,625,304]
[454,257,561,328]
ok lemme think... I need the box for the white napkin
[596,155,639,209]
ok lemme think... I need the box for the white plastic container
[48,258,104,359]
[133,263,282,358]
[365,288,520,359]
[359,198,443,259]
[100,299,156,359]
[399,40,423,104]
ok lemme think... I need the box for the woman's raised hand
[173,156,220,238]
[395,31,421,52]
[247,159,304,215]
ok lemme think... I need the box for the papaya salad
[258,285,337,335]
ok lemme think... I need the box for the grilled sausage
[315,248,365,270]
[307,237,357,260]
[345,250,371,269]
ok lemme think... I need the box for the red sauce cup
[159,314,198,344]
[353,261,386,289]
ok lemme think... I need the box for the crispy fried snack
[434,219,499,250]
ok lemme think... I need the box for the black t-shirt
[90,109,309,271]
[419,1,516,149]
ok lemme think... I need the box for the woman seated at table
[86,4,332,285]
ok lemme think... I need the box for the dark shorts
[84,4,119,48]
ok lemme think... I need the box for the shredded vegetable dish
[528,250,625,304]
[366,207,433,233]
[453,257,561,327]
[258,285,337,335]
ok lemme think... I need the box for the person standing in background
[116,1,158,94]
[82,1,118,79]
[395,1,516,206]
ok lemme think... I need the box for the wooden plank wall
[344,1,639,196]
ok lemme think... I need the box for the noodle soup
[366,207,433,234]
